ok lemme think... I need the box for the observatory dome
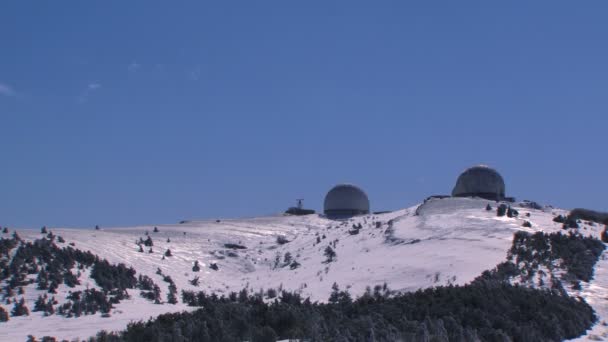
[452,165,505,201]
[324,184,370,218]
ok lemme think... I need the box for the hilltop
[1,197,608,341]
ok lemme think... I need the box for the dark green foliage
[137,275,156,291]
[328,283,352,305]
[485,204,492,211]
[100,280,595,342]
[496,204,507,217]
[266,288,277,299]
[33,294,55,315]
[164,249,172,257]
[153,227,159,233]
[602,226,608,243]
[564,216,580,229]
[507,207,519,218]
[2,236,138,318]
[192,261,201,272]
[58,289,112,317]
[209,263,219,271]
[95,225,100,230]
[569,208,608,225]
[276,235,289,245]
[2,227,8,234]
[477,231,605,284]
[167,283,178,304]
[139,277,162,304]
[91,260,137,292]
[252,326,278,342]
[11,297,29,316]
[190,276,200,287]
[522,220,532,228]
[0,305,9,322]
[555,213,581,229]
[224,243,247,250]
[553,215,566,223]
[323,246,336,263]
[64,270,80,287]
[144,236,153,247]
[348,223,363,235]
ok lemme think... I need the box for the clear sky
[1,1,607,228]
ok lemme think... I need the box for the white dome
[452,165,505,200]
[323,184,370,218]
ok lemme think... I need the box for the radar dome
[323,184,370,218]
[452,165,505,201]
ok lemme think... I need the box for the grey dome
[324,184,370,218]
[452,165,505,200]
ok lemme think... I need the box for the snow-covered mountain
[1,197,608,341]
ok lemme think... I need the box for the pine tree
[153,284,162,304]
[167,283,178,304]
[11,297,29,316]
[324,246,336,263]
[328,283,340,304]
[192,261,200,272]
[0,306,9,322]
[153,227,159,233]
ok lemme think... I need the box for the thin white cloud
[0,82,16,97]
[128,62,141,72]
[188,65,201,81]
[78,82,101,103]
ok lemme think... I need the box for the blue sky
[1,1,607,228]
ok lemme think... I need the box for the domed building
[324,184,370,218]
[452,165,506,201]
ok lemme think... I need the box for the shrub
[11,297,29,316]
[554,215,566,223]
[569,208,608,225]
[496,204,508,217]
[324,246,336,263]
[0,306,8,322]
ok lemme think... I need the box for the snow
[1,197,606,341]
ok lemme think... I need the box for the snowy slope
[1,197,606,341]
